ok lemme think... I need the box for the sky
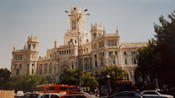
[0,0,175,69]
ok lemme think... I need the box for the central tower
[64,6,90,45]
[69,6,88,32]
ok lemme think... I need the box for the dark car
[109,91,143,98]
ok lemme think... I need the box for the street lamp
[65,7,89,89]
[106,74,111,96]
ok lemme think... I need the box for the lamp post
[106,74,111,96]
[65,7,89,89]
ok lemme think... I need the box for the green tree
[97,65,128,85]
[0,68,11,89]
[83,72,99,91]
[7,74,48,92]
[59,69,79,85]
[135,11,175,91]
[135,40,157,81]
[153,11,175,89]
[98,65,128,81]
[97,66,128,95]
[59,69,99,91]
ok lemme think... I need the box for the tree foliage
[59,69,99,90]
[0,69,48,92]
[59,69,79,85]
[135,11,175,90]
[8,74,48,92]
[135,40,157,79]
[83,72,99,90]
[98,65,128,80]
[0,68,11,89]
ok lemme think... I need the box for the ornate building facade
[11,7,147,82]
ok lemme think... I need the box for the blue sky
[0,0,175,69]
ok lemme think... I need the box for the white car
[140,90,174,98]
[37,93,64,98]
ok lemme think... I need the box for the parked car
[108,91,143,98]
[60,91,99,98]
[37,93,65,98]
[22,93,39,98]
[140,90,174,98]
[15,91,25,98]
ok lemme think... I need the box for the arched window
[93,33,96,38]
[72,64,74,69]
[28,44,31,49]
[16,69,20,75]
[112,58,116,64]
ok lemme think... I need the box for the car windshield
[40,94,60,98]
[22,94,39,98]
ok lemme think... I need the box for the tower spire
[103,27,106,35]
[13,45,15,51]
[116,26,119,35]
[54,41,57,48]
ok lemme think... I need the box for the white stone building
[11,6,147,82]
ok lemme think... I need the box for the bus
[35,84,77,94]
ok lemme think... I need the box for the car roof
[140,90,158,94]
[113,91,141,96]
[38,93,64,96]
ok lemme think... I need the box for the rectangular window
[125,58,128,65]
[108,40,117,46]
[115,51,118,55]
[32,69,34,74]
[109,51,113,56]
[131,51,137,55]
[124,51,127,56]
[33,44,36,49]
[108,40,111,46]
[14,64,17,68]
[99,41,104,48]
[40,64,43,74]
[132,58,137,64]
[94,54,97,58]
[28,45,31,49]
[27,64,29,73]
[95,61,98,67]
[19,64,22,68]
